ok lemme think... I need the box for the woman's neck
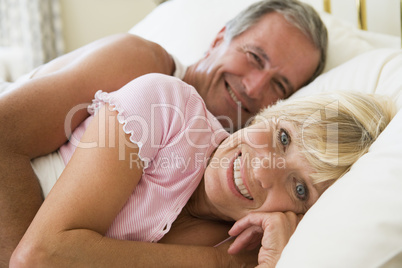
[185,179,232,222]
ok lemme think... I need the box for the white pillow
[291,48,402,109]
[129,0,399,72]
[277,49,402,268]
[0,46,26,82]
[278,110,402,268]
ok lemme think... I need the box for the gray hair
[224,0,328,84]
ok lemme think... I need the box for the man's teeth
[227,83,240,104]
[233,156,253,200]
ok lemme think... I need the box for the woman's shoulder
[109,73,203,118]
[129,73,196,99]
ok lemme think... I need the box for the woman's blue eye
[295,182,309,202]
[296,184,305,196]
[279,129,290,146]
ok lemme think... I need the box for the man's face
[186,12,321,132]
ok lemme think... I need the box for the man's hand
[228,211,303,268]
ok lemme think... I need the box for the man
[0,0,327,266]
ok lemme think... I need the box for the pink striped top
[59,73,229,242]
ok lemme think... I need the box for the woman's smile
[225,151,252,201]
[232,154,253,200]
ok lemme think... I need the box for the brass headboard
[323,0,401,46]
[323,0,331,14]
[356,0,367,30]
[324,0,367,30]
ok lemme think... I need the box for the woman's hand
[228,211,303,268]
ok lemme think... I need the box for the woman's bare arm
[10,106,257,268]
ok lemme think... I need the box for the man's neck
[182,63,198,90]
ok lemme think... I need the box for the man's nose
[243,69,273,99]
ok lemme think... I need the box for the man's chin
[217,117,241,133]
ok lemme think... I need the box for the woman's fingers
[228,212,303,267]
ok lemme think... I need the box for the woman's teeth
[233,156,253,200]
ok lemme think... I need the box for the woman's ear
[204,26,227,58]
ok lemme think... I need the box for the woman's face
[203,119,322,221]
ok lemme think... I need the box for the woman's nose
[252,156,285,189]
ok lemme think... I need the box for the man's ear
[204,26,226,58]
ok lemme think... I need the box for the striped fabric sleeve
[88,73,196,169]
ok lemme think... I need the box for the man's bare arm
[0,33,174,157]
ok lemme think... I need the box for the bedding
[278,48,402,268]
[129,0,402,267]
[0,46,25,82]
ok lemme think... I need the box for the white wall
[301,0,401,37]
[59,0,400,53]
[60,0,157,52]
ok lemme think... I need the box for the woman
[11,73,395,267]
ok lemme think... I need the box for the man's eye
[275,81,287,97]
[248,52,263,68]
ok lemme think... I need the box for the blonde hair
[253,91,396,187]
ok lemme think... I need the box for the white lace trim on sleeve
[87,90,150,170]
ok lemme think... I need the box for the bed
[128,0,402,267]
[0,0,400,266]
